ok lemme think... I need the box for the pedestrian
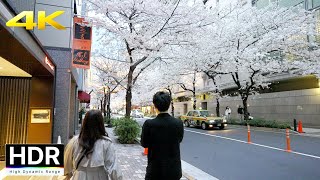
[225,106,231,121]
[141,91,184,180]
[64,110,123,180]
[237,105,244,122]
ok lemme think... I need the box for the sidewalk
[297,127,320,137]
[106,127,188,180]
[0,128,189,180]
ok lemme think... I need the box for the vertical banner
[72,17,92,69]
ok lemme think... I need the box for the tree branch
[100,54,129,63]
[151,0,182,38]
[178,83,194,94]
[132,58,158,85]
[132,56,148,68]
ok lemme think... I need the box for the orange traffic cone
[143,148,148,155]
[247,124,251,144]
[298,120,304,133]
[286,128,291,152]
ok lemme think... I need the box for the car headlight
[209,120,215,123]
[223,119,227,123]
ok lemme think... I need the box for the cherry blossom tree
[133,61,180,116]
[192,3,316,120]
[203,63,225,117]
[87,0,211,117]
[91,58,127,120]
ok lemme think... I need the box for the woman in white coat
[64,110,123,180]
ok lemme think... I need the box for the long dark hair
[78,110,108,156]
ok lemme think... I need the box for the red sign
[72,17,92,69]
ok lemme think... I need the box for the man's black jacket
[141,113,184,180]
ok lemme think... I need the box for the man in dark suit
[141,91,184,180]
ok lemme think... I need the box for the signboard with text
[72,17,92,69]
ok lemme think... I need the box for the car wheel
[184,120,190,127]
[201,122,207,130]
[219,125,225,130]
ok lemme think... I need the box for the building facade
[0,0,57,159]
[0,0,90,161]
[173,0,320,127]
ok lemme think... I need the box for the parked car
[180,110,227,130]
[131,109,144,118]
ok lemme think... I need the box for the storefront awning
[78,91,90,103]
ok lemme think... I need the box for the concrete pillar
[46,48,72,144]
[53,69,71,144]
[69,82,77,138]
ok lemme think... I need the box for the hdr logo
[5,144,64,176]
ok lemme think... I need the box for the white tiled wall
[34,26,71,48]
[36,0,72,8]
[34,0,73,48]
[34,4,72,28]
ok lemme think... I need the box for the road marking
[185,129,320,160]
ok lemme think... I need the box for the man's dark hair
[153,91,172,112]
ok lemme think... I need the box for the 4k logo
[6,11,66,30]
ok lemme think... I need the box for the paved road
[181,126,320,180]
[130,116,320,179]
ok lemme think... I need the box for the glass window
[278,0,304,7]
[307,0,313,9]
[256,0,269,8]
[314,0,320,7]
[315,9,320,43]
[187,111,193,116]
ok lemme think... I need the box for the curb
[182,172,195,180]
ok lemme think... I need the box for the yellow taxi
[180,110,227,130]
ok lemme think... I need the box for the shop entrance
[0,77,31,160]
[0,25,55,160]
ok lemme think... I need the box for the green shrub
[229,117,291,129]
[113,117,140,144]
[111,118,120,127]
[229,118,246,125]
[248,118,267,127]
[277,123,291,129]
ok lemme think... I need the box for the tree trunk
[216,97,220,117]
[171,102,175,117]
[193,91,196,110]
[107,91,111,121]
[167,87,175,117]
[208,73,220,117]
[192,72,196,110]
[125,67,134,118]
[103,88,107,117]
[242,96,249,121]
